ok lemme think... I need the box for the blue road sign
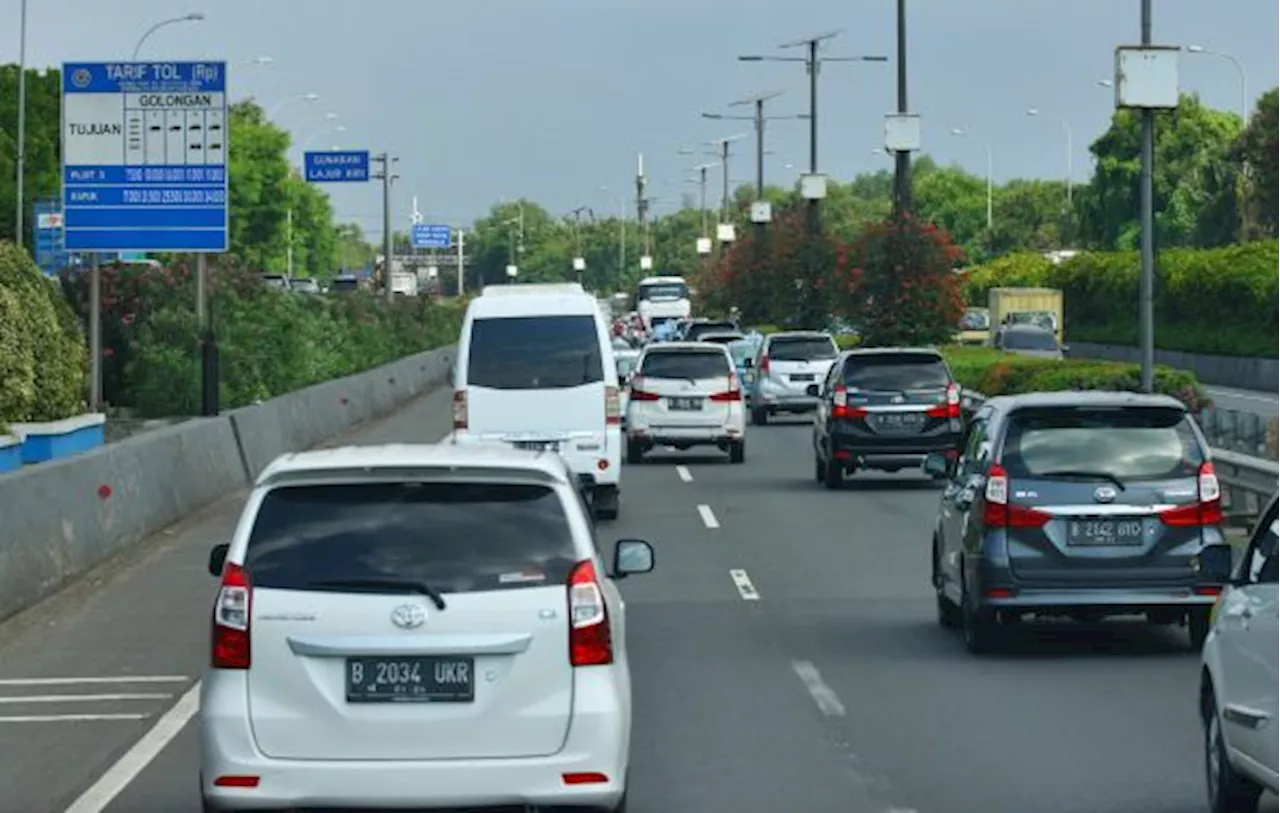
[32,199,68,276]
[304,150,369,183]
[61,61,229,253]
[411,224,452,249]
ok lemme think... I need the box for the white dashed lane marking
[791,660,846,717]
[697,504,720,529]
[675,465,693,483]
[729,569,760,600]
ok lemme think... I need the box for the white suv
[625,342,746,463]
[199,443,654,812]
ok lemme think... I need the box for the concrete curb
[0,345,455,625]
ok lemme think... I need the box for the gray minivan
[926,391,1231,654]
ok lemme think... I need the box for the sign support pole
[197,253,218,415]
[457,230,465,297]
[88,253,102,412]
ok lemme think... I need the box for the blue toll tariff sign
[304,150,370,183]
[61,61,229,253]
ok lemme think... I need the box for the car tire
[822,456,842,490]
[933,543,961,628]
[751,407,768,425]
[961,580,997,654]
[594,486,620,521]
[1204,688,1264,813]
[1189,609,1212,651]
[729,440,746,464]
[626,438,644,465]
[813,454,825,483]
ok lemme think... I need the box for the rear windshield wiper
[1037,470,1126,491]
[309,578,447,609]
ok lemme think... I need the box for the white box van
[451,283,623,519]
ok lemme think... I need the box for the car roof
[841,346,943,357]
[467,288,600,317]
[984,390,1187,412]
[699,331,744,340]
[767,330,832,340]
[256,443,574,488]
[643,341,729,353]
[1002,323,1055,333]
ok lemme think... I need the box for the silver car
[994,324,1066,360]
[747,331,840,425]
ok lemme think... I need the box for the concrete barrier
[0,345,455,625]
[1068,342,1279,393]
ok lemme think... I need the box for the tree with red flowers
[837,214,966,346]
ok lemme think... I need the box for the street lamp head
[323,112,339,121]
[737,55,765,62]
[185,12,205,21]
[1097,79,1114,87]
[1186,45,1206,53]
[701,113,723,119]
[1026,108,1040,116]
[302,92,320,101]
[950,128,965,136]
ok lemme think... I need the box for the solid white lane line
[62,681,201,813]
[0,693,172,704]
[697,504,720,529]
[729,569,760,601]
[0,714,149,723]
[791,660,846,717]
[675,464,693,483]
[0,676,188,686]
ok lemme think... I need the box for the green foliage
[0,242,87,421]
[961,241,1279,357]
[942,346,1211,414]
[1235,89,1279,240]
[0,67,61,245]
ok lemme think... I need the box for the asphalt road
[0,390,1275,813]
[1204,384,1278,418]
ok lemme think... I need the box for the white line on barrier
[0,676,188,686]
[729,569,760,601]
[791,660,846,717]
[62,681,201,813]
[697,504,720,529]
[0,714,149,723]
[0,693,171,704]
[676,465,693,483]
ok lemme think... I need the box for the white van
[451,283,623,519]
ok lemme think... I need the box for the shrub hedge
[960,240,1279,358]
[0,242,87,426]
[61,262,462,418]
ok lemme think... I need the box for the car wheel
[813,454,825,483]
[822,456,842,490]
[626,438,644,465]
[933,543,961,628]
[1204,688,1264,813]
[729,440,746,464]
[1189,609,1212,651]
[751,407,768,425]
[961,580,997,654]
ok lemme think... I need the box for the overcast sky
[4,0,1276,240]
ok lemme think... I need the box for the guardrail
[1197,406,1276,460]
[959,390,1278,530]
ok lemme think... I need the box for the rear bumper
[452,429,621,486]
[629,425,743,447]
[199,671,629,810]
[976,586,1221,614]
[830,435,962,459]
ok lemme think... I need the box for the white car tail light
[212,563,252,669]
[605,386,621,425]
[1160,462,1224,526]
[983,463,1051,528]
[452,389,468,430]
[567,560,613,666]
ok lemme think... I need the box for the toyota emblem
[390,604,426,629]
[891,395,905,404]
[1093,485,1118,504]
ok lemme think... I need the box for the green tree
[1077,92,1244,250]
[1235,88,1278,240]
[0,66,62,244]
[226,100,293,271]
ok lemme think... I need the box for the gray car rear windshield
[769,336,838,362]
[641,350,730,380]
[1001,407,1204,481]
[842,353,950,391]
[1002,330,1059,351]
[245,482,578,594]
[467,315,603,390]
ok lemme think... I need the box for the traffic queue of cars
[194,282,1276,813]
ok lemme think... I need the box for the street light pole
[950,128,993,229]
[1138,0,1156,392]
[1027,108,1073,208]
[15,0,28,250]
[372,153,398,303]
[893,0,911,214]
[1186,45,1249,119]
[132,12,205,60]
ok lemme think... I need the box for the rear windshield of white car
[842,353,950,391]
[243,482,580,594]
[1000,407,1204,481]
[768,336,838,361]
[467,315,603,390]
[1001,329,1059,351]
[640,350,730,380]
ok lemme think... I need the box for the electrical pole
[456,229,465,297]
[1138,0,1155,392]
[893,0,912,215]
[697,165,711,239]
[15,0,28,250]
[372,152,398,303]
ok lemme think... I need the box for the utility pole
[456,229,465,296]
[372,152,398,303]
[695,164,712,239]
[893,0,912,215]
[635,154,649,256]
[1138,0,1155,392]
[15,0,28,250]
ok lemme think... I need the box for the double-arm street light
[132,12,205,60]
[701,91,808,202]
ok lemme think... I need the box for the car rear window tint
[698,333,743,345]
[245,483,578,594]
[640,350,730,380]
[842,353,950,391]
[1001,407,1204,481]
[768,336,838,361]
[467,315,603,390]
[1002,330,1059,351]
[686,322,736,339]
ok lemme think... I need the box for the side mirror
[208,543,230,577]
[1195,544,1234,583]
[612,539,655,579]
[923,451,951,478]
[805,384,821,397]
